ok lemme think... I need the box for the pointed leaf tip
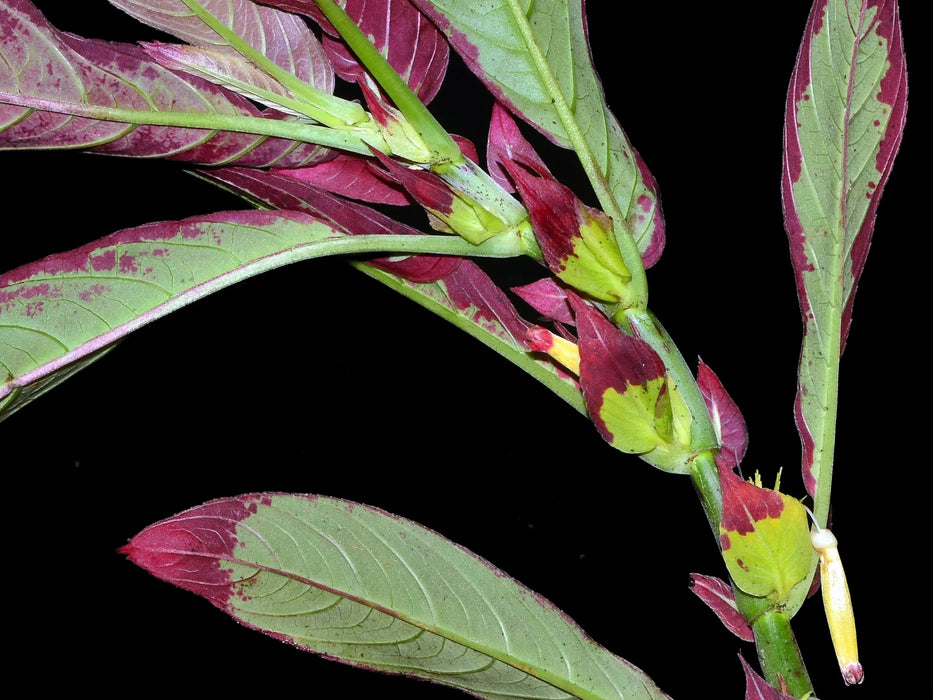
[689,573,754,642]
[125,493,672,699]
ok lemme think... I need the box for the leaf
[285,0,451,105]
[122,493,672,700]
[0,209,464,420]
[782,0,907,499]
[0,3,332,165]
[141,41,328,118]
[696,360,748,471]
[411,0,664,269]
[272,152,411,205]
[189,166,586,411]
[717,466,811,604]
[688,574,754,643]
[486,101,552,191]
[111,0,331,87]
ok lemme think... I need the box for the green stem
[502,0,648,309]
[753,612,814,697]
[689,449,814,697]
[311,0,461,162]
[353,262,587,416]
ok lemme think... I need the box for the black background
[3,2,925,698]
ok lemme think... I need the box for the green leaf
[0,210,504,420]
[122,493,672,700]
[782,0,907,519]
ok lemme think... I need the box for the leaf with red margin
[782,0,907,497]
[0,209,465,420]
[410,0,665,268]
[0,4,328,167]
[197,166,461,282]
[697,360,748,471]
[688,573,754,642]
[718,465,811,603]
[740,655,796,700]
[121,493,672,699]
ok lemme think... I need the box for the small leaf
[486,102,551,192]
[123,493,672,699]
[718,466,811,604]
[697,360,748,471]
[688,573,754,642]
[511,277,574,325]
[271,152,411,205]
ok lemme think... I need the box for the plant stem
[179,0,368,128]
[689,450,815,697]
[0,92,375,154]
[311,0,462,163]
[753,612,814,697]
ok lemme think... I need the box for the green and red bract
[571,297,693,473]
[506,161,632,303]
[122,493,673,700]
[718,466,811,605]
[782,0,907,502]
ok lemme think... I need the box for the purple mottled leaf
[688,573,754,642]
[110,0,332,89]
[697,360,748,471]
[273,153,411,204]
[263,0,449,104]
[782,0,907,497]
[0,4,328,166]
